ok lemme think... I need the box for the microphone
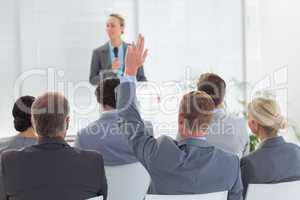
[113,47,118,58]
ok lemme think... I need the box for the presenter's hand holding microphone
[112,47,120,72]
[125,34,148,76]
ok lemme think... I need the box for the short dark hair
[95,78,120,108]
[197,73,226,107]
[12,95,35,132]
[31,92,69,137]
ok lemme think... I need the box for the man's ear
[178,113,185,125]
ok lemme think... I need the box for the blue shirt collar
[109,41,124,51]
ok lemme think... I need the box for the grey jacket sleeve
[89,50,101,85]
[228,157,243,200]
[116,81,158,167]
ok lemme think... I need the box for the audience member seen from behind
[196,73,249,157]
[75,78,153,166]
[0,96,37,200]
[241,97,300,197]
[116,34,243,200]
[1,92,107,200]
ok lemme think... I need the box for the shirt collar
[100,110,119,120]
[258,136,285,149]
[109,41,124,50]
[214,108,226,116]
[178,137,211,148]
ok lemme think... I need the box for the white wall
[246,0,300,143]
[0,0,244,138]
[0,0,19,136]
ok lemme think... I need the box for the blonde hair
[248,97,287,135]
[180,91,215,132]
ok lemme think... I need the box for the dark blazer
[116,81,243,200]
[241,136,300,197]
[89,42,147,85]
[1,137,107,200]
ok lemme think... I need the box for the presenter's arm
[89,49,101,85]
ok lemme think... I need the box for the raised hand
[125,34,148,76]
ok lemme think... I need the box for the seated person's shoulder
[285,141,300,149]
[1,149,22,163]
[0,137,14,146]
[157,135,176,143]
[73,147,104,162]
[214,147,240,164]
[77,119,105,137]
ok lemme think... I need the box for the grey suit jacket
[241,136,300,197]
[1,137,107,200]
[116,81,243,200]
[74,110,153,166]
[89,42,147,85]
[0,136,37,200]
[207,108,249,158]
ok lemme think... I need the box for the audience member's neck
[180,128,207,140]
[17,127,36,138]
[38,133,66,141]
[101,105,115,112]
[216,103,224,109]
[111,38,122,47]
[258,130,278,142]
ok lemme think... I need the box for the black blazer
[89,42,147,85]
[1,137,107,200]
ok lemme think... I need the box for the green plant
[249,134,260,152]
[289,121,300,143]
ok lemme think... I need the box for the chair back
[145,191,228,200]
[105,162,150,200]
[246,181,300,200]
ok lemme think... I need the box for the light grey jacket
[207,108,249,158]
[74,110,153,166]
[116,81,243,200]
[241,136,300,197]
[89,42,147,85]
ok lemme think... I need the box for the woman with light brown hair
[197,73,249,158]
[241,97,300,197]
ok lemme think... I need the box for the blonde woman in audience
[241,97,300,197]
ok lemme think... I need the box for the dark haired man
[75,78,153,166]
